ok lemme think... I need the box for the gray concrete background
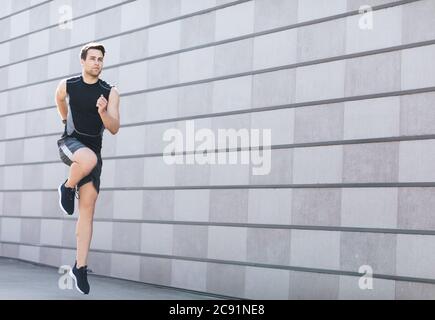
[1,0,435,299]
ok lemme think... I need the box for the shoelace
[66,185,79,201]
[67,188,75,201]
[80,266,88,282]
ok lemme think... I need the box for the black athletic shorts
[57,136,103,194]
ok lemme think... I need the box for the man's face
[81,49,104,77]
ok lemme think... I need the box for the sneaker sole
[58,183,73,216]
[69,268,86,295]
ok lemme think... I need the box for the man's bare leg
[76,181,98,268]
[65,148,97,188]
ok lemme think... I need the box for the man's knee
[80,198,97,211]
[79,192,97,209]
[78,200,96,224]
[73,148,98,173]
[78,182,98,208]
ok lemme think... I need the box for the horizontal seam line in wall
[1,216,434,235]
[0,0,252,69]
[0,0,54,22]
[0,86,433,148]
[1,240,434,285]
[2,132,435,167]
[0,0,413,70]
[4,183,435,192]
[0,76,434,129]
[0,0,138,45]
[3,85,434,121]
[0,0,426,95]
[0,38,434,119]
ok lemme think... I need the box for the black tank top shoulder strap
[66,76,82,85]
[98,79,114,100]
[98,79,113,91]
[66,76,82,94]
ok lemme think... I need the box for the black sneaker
[58,180,76,215]
[69,261,90,295]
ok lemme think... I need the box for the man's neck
[82,73,99,84]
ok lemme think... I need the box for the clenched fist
[96,94,108,115]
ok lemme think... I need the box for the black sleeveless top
[65,76,113,154]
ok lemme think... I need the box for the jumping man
[55,42,120,294]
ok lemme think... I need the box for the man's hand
[98,87,120,135]
[96,94,108,115]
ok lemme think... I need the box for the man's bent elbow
[109,125,120,135]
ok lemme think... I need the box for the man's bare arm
[55,79,68,121]
[98,87,120,135]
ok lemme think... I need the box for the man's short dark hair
[80,42,106,60]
